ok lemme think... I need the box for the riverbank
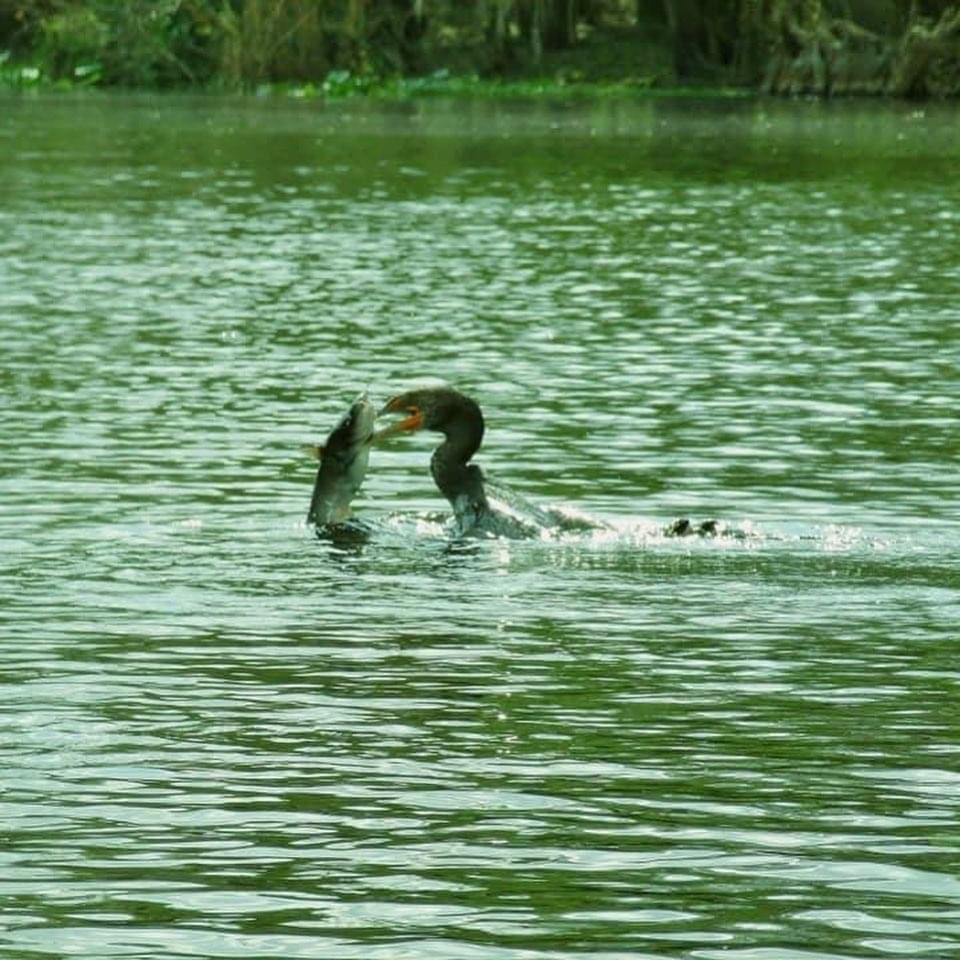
[0,59,745,101]
[2,3,959,100]
[4,61,959,103]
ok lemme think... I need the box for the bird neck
[423,394,488,523]
[431,438,489,519]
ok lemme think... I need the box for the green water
[2,93,959,959]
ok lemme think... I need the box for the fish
[306,393,376,526]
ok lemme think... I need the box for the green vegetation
[2,1,959,97]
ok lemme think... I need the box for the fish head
[322,393,376,462]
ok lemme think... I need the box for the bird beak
[374,398,424,443]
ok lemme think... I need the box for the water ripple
[2,94,959,960]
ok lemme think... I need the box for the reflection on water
[2,94,959,959]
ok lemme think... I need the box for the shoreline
[2,67,952,103]
[0,60,747,100]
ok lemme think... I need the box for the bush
[39,5,107,78]
[98,0,183,86]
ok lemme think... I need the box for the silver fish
[306,394,376,526]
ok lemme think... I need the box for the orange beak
[374,399,424,443]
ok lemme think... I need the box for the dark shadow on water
[312,518,374,558]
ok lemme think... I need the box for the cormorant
[377,386,719,539]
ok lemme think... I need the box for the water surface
[2,93,959,959]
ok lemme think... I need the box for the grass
[236,70,748,101]
[0,51,101,90]
[0,52,749,100]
